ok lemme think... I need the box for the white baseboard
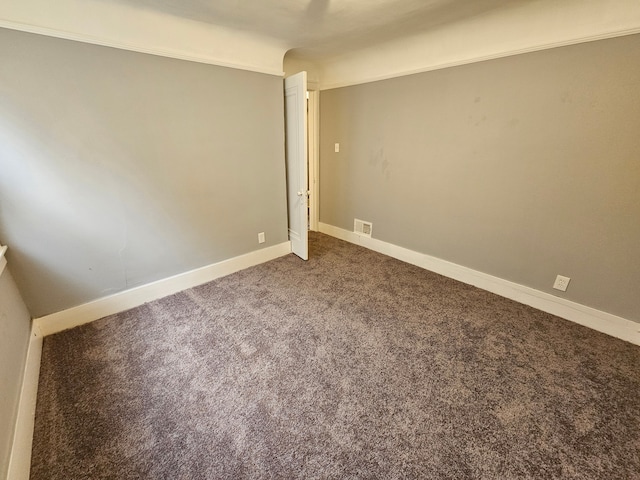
[319,223,640,346]
[7,323,43,480]
[35,242,292,337]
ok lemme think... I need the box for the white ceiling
[103,0,527,59]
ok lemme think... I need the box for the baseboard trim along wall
[319,223,640,346]
[7,323,43,480]
[34,242,292,337]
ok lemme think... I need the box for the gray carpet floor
[31,232,640,479]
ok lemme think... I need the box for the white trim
[319,29,640,91]
[319,223,640,346]
[307,90,320,231]
[0,245,7,277]
[35,242,292,336]
[0,20,285,77]
[7,324,43,480]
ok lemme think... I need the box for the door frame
[307,89,320,232]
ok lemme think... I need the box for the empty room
[1,0,639,478]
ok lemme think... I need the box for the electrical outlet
[258,232,265,244]
[334,143,340,153]
[553,275,570,292]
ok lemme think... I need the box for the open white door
[284,71,308,260]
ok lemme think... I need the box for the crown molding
[319,0,640,89]
[319,28,640,90]
[0,0,286,76]
[2,0,639,92]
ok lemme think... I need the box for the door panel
[284,72,308,260]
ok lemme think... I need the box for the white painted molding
[319,223,640,346]
[3,0,639,88]
[0,0,286,76]
[7,324,43,480]
[308,90,320,232]
[0,245,7,277]
[320,28,640,90]
[319,0,640,89]
[35,242,291,337]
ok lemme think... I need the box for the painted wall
[0,265,31,479]
[320,34,640,322]
[0,28,288,317]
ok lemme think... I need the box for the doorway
[307,89,320,232]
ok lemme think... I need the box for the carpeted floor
[31,232,640,479]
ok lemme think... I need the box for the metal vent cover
[354,219,373,238]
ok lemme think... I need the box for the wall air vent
[354,219,373,238]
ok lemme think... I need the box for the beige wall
[320,34,640,322]
[0,28,288,317]
[0,266,31,478]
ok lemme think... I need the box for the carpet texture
[31,232,640,479]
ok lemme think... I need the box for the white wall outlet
[258,232,265,244]
[334,143,340,153]
[553,275,570,292]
